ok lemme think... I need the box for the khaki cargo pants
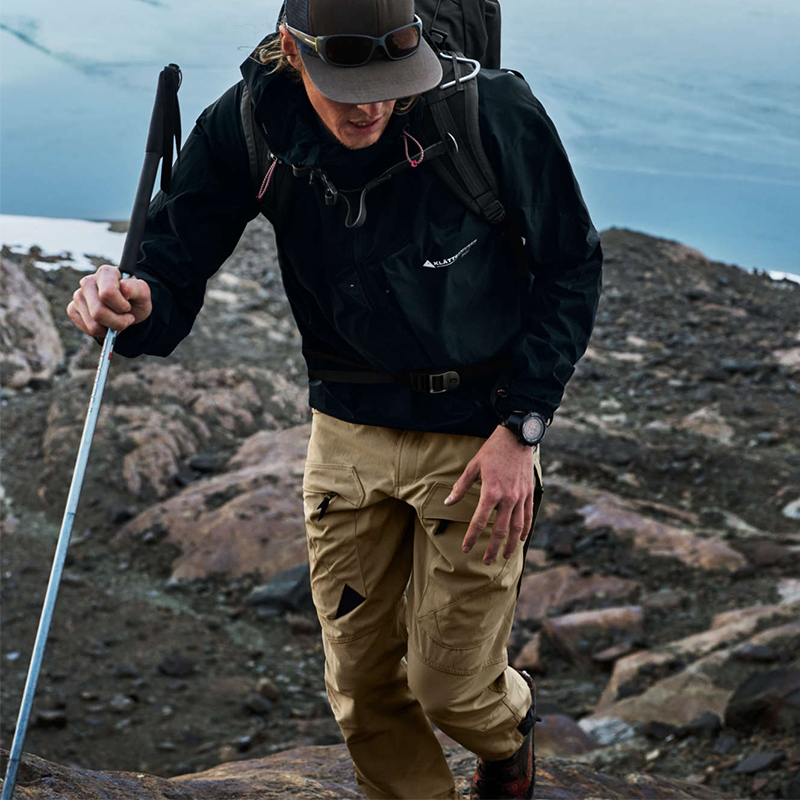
[303,411,543,800]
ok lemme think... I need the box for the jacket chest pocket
[333,268,371,310]
[303,463,367,623]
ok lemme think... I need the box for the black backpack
[416,0,502,69]
[241,0,525,270]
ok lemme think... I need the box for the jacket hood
[241,34,419,177]
[241,38,325,168]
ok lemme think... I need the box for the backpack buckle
[410,370,461,394]
[430,28,448,49]
[308,169,339,206]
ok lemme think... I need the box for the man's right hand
[67,265,152,337]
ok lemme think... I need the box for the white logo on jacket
[422,239,478,269]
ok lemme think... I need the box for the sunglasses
[285,16,423,68]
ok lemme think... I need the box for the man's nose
[356,102,388,116]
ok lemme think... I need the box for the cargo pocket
[303,463,367,626]
[413,482,518,673]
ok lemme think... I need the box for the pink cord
[257,158,278,201]
[403,130,424,167]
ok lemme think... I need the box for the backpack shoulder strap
[421,54,505,225]
[420,55,528,277]
[240,84,293,235]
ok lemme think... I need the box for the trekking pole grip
[120,63,182,277]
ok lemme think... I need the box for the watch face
[521,414,546,444]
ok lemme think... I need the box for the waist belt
[304,350,511,395]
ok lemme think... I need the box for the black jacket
[116,49,602,438]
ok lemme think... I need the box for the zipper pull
[317,492,338,521]
[319,172,339,206]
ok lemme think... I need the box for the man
[68,0,602,797]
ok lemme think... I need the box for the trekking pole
[1,63,182,800]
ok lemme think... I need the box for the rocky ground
[0,743,731,799]
[1,221,799,799]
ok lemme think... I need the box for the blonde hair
[250,21,421,112]
[251,28,302,82]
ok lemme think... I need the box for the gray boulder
[0,258,64,389]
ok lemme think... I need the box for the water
[1,0,798,274]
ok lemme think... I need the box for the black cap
[285,0,443,103]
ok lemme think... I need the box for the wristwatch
[501,411,547,447]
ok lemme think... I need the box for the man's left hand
[445,426,535,566]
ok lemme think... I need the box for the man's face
[281,29,397,150]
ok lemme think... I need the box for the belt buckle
[428,371,460,394]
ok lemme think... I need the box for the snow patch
[768,270,800,286]
[0,214,125,271]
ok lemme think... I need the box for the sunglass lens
[324,36,374,66]
[385,25,420,58]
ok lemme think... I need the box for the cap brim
[299,37,443,104]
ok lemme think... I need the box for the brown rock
[542,606,644,661]
[217,746,239,764]
[548,479,748,572]
[288,613,319,636]
[0,258,64,389]
[534,714,598,757]
[590,649,735,728]
[711,602,798,631]
[773,347,800,373]
[512,632,545,675]
[118,424,311,581]
[642,589,687,611]
[593,614,800,728]
[730,621,800,666]
[741,622,800,654]
[0,743,732,799]
[597,651,678,708]
[0,510,19,535]
[227,426,311,471]
[778,578,800,604]
[516,564,640,623]
[592,642,639,668]
[257,678,280,702]
[731,538,791,567]
[598,612,800,710]
[525,548,549,568]
[40,363,297,506]
[678,405,734,445]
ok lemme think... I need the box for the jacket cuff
[492,387,554,424]
[114,314,156,358]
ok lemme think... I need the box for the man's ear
[279,26,302,68]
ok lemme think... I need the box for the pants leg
[304,413,458,800]
[402,431,543,761]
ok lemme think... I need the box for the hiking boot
[470,670,537,800]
